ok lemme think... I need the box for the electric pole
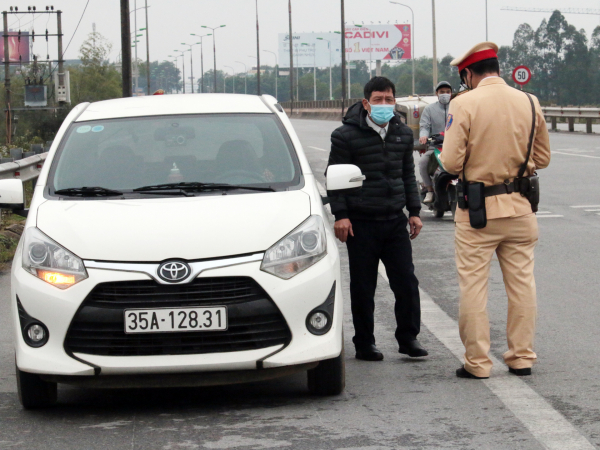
[256,0,261,95]
[121,0,132,97]
[145,0,150,94]
[341,0,346,117]
[3,12,11,143]
[288,0,294,114]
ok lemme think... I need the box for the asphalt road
[0,119,599,449]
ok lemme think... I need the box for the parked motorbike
[419,133,459,218]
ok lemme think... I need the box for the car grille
[64,277,291,356]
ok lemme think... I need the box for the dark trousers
[345,215,421,349]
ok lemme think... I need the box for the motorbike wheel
[434,208,445,218]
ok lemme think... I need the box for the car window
[51,114,300,192]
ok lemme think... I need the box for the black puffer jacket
[326,101,421,221]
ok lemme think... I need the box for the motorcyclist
[418,81,452,203]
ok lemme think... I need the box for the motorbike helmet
[435,81,452,92]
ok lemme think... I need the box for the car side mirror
[0,179,27,217]
[322,164,365,205]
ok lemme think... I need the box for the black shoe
[509,367,532,376]
[398,340,429,357]
[456,366,489,379]
[355,345,384,361]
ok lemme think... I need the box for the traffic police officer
[440,42,551,379]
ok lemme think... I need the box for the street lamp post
[174,50,185,93]
[168,55,179,93]
[336,30,352,99]
[263,50,278,99]
[191,33,212,93]
[202,25,226,93]
[182,42,204,94]
[235,61,247,94]
[249,56,261,95]
[224,66,235,93]
[432,0,438,89]
[302,43,316,101]
[390,2,415,95]
[316,38,332,100]
[352,24,372,78]
[485,0,488,40]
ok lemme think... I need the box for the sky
[8,0,600,89]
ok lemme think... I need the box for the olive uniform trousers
[455,213,538,378]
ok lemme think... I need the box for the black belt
[484,180,519,198]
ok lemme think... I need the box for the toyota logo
[158,261,191,283]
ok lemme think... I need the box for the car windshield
[50,113,300,194]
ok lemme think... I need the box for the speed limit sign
[512,65,531,86]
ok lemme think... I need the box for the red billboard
[345,24,411,61]
[0,32,30,64]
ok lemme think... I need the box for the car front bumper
[12,244,343,380]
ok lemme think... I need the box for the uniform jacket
[419,100,449,138]
[327,101,421,221]
[440,77,551,222]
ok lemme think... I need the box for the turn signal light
[37,270,76,287]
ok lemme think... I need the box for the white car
[1,94,365,408]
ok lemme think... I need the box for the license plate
[124,307,227,334]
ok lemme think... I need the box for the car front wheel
[307,347,345,396]
[16,364,57,409]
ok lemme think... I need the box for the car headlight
[261,215,327,279]
[22,227,88,289]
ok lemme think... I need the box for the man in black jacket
[327,77,427,361]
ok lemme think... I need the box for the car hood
[36,191,311,262]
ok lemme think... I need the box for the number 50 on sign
[512,65,531,86]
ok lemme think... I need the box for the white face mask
[438,93,451,105]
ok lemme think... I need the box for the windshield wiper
[54,187,124,197]
[133,182,275,193]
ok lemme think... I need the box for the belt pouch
[456,181,468,209]
[467,182,487,229]
[528,175,540,213]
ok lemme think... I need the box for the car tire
[16,365,57,409]
[307,347,345,396]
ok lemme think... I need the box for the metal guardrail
[541,107,599,133]
[0,152,48,182]
[280,100,600,134]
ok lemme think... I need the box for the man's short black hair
[459,57,500,80]
[364,76,396,100]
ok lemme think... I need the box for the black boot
[509,367,532,376]
[398,339,428,357]
[456,366,489,379]
[355,344,384,361]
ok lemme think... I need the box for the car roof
[76,94,273,122]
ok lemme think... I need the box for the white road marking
[584,209,600,212]
[316,177,592,447]
[536,215,564,218]
[570,205,600,208]
[311,143,596,448]
[553,151,600,159]
[377,264,596,450]
[308,146,328,152]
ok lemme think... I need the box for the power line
[44,0,91,83]
[63,0,91,55]
[501,7,600,15]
